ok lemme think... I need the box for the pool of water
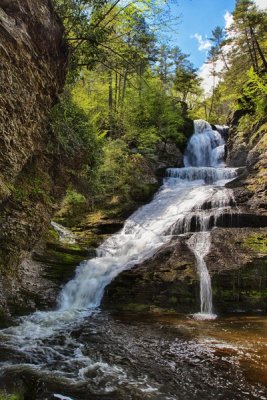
[0,311,266,400]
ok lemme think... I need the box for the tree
[209,26,229,71]
[231,0,267,73]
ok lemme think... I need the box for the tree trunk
[108,70,113,135]
[121,69,128,108]
[208,67,216,120]
[114,71,118,113]
[244,26,258,72]
[250,25,267,72]
[221,50,230,71]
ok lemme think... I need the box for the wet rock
[208,228,267,312]
[155,140,184,169]
[102,236,200,313]
[103,228,267,314]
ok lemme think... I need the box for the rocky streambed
[0,310,266,400]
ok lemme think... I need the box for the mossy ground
[0,393,23,400]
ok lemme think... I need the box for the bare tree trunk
[118,73,122,108]
[204,103,208,121]
[250,25,267,72]
[221,50,230,71]
[108,70,113,135]
[249,26,260,73]
[121,69,128,109]
[114,71,118,113]
[208,67,216,120]
[244,26,258,72]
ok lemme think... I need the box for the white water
[187,232,215,319]
[51,221,76,244]
[181,120,234,319]
[58,119,235,318]
[184,120,226,168]
[0,119,238,388]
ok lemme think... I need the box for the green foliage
[243,232,267,254]
[123,76,185,152]
[194,0,267,123]
[48,90,107,209]
[51,0,200,217]
[12,168,53,206]
[237,114,254,133]
[94,139,156,206]
[53,0,173,80]
[64,189,87,206]
[0,393,23,400]
[50,90,102,175]
[242,67,267,119]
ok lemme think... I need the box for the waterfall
[0,119,237,346]
[0,119,238,393]
[59,119,235,319]
[184,120,226,168]
[180,119,232,319]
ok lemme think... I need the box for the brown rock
[0,0,68,313]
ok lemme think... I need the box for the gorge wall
[226,115,267,213]
[0,0,68,314]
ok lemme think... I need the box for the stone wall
[0,0,68,313]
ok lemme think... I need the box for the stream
[0,120,266,399]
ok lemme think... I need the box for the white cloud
[198,10,234,94]
[254,0,267,10]
[193,33,212,52]
[198,60,224,94]
[224,11,233,30]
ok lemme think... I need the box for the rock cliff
[0,0,68,314]
[226,116,267,213]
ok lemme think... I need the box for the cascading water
[187,232,214,318]
[58,123,235,315]
[178,119,236,319]
[0,119,240,397]
[51,221,76,244]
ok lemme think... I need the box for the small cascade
[184,120,226,168]
[51,221,76,244]
[187,232,216,319]
[168,187,236,236]
[166,167,237,185]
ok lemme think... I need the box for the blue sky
[163,0,267,92]
[168,0,235,68]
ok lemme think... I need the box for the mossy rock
[213,258,267,312]
[243,233,267,254]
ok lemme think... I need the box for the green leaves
[241,67,267,119]
[50,0,196,212]
[50,90,102,172]
[195,0,267,123]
